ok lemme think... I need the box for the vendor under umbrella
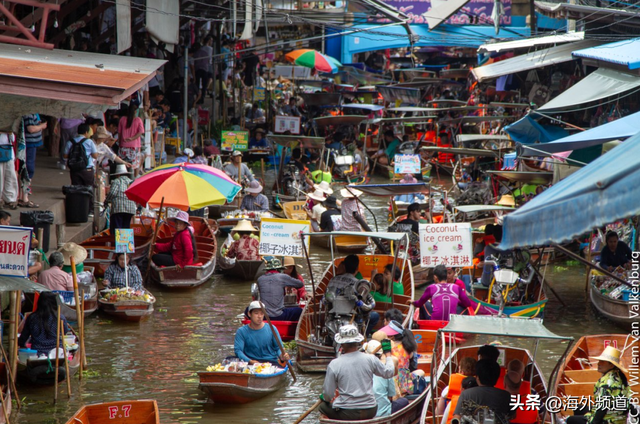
[240,180,269,211]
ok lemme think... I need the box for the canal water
[13,171,623,423]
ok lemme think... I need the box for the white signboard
[419,223,473,268]
[275,115,302,135]
[259,217,310,258]
[394,154,421,174]
[0,226,32,277]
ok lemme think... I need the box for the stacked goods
[205,360,283,375]
[100,288,154,303]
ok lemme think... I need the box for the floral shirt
[587,369,631,424]
[391,342,414,396]
[226,235,260,261]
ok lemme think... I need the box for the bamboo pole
[0,373,10,424]
[54,305,61,404]
[7,293,16,380]
[60,319,71,398]
[80,296,86,371]
[11,291,20,380]
[0,344,20,409]
[70,257,86,375]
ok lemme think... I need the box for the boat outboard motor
[324,289,358,345]
[250,283,260,301]
[329,149,355,180]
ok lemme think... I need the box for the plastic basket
[53,290,90,304]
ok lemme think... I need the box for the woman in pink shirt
[118,104,145,176]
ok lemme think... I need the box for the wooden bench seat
[559,382,594,397]
[564,369,600,383]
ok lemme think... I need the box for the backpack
[67,138,88,171]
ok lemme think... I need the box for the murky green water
[13,171,624,423]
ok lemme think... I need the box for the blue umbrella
[501,130,640,249]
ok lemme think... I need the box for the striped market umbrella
[125,163,241,210]
[285,49,342,73]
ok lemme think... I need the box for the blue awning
[572,38,640,70]
[501,130,640,249]
[518,110,640,156]
[505,115,569,145]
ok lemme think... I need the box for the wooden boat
[149,217,218,289]
[296,253,414,372]
[98,288,155,322]
[198,365,288,404]
[80,231,152,278]
[305,222,369,254]
[59,265,99,321]
[282,201,308,221]
[18,346,81,385]
[552,334,640,420]
[65,400,160,424]
[589,279,634,330]
[0,363,11,423]
[218,213,266,235]
[218,235,265,280]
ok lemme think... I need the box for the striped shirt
[105,176,137,214]
[22,114,43,147]
[103,263,143,289]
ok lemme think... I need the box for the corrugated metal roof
[572,38,640,70]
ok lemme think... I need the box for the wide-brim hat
[340,188,362,199]
[496,194,515,207]
[335,324,365,344]
[58,242,87,266]
[323,196,339,209]
[232,219,258,232]
[283,256,302,268]
[246,180,263,194]
[183,148,194,158]
[94,126,113,140]
[314,181,333,195]
[592,346,627,373]
[168,210,190,225]
[111,164,129,176]
[307,189,326,202]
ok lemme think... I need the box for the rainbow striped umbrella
[285,49,342,73]
[125,163,241,210]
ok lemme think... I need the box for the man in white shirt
[0,133,18,209]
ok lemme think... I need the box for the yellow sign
[254,87,266,101]
[221,131,249,152]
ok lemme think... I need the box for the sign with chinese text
[0,226,31,277]
[222,131,249,152]
[115,229,135,254]
[275,115,302,135]
[378,0,512,25]
[394,154,421,174]
[419,223,473,268]
[254,87,266,101]
[259,217,310,258]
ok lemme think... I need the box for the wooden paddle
[293,399,322,424]
[259,303,296,383]
[59,319,71,398]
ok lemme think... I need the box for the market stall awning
[535,1,640,29]
[478,32,585,53]
[455,205,516,214]
[341,103,385,111]
[378,85,421,103]
[518,110,640,156]
[485,170,554,184]
[0,276,50,293]
[426,0,471,30]
[421,146,501,157]
[347,183,430,196]
[314,115,368,128]
[539,68,640,112]
[501,130,640,249]
[471,40,602,82]
[443,315,572,340]
[505,115,569,145]
[572,38,640,72]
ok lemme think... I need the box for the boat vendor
[363,340,407,417]
[234,301,290,366]
[151,211,197,270]
[452,359,513,424]
[103,253,144,290]
[223,151,255,184]
[410,265,474,320]
[306,188,327,223]
[256,258,304,321]
[600,231,633,271]
[38,252,74,292]
[370,130,400,166]
[567,346,632,424]
[18,292,71,356]
[248,128,269,149]
[340,188,366,232]
[319,325,396,421]
[225,220,260,261]
[282,256,308,302]
[319,196,342,232]
[240,181,269,211]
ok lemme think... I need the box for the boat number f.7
[604,340,618,349]
[108,405,132,419]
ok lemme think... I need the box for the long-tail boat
[80,231,152,278]
[198,364,288,404]
[64,400,160,424]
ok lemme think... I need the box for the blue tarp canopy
[518,110,640,156]
[505,115,569,145]
[572,38,640,70]
[501,130,640,249]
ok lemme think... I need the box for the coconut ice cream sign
[419,223,473,268]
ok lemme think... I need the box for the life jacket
[447,373,466,400]
[512,381,538,424]
[495,367,507,389]
[446,395,460,424]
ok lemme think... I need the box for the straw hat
[58,242,87,266]
[334,324,364,344]
[340,188,363,199]
[307,189,326,202]
[111,164,130,176]
[283,256,302,268]
[592,346,627,373]
[232,219,258,232]
[182,148,194,158]
[94,126,113,140]
[168,210,190,225]
[496,194,515,207]
[363,340,382,355]
[314,181,333,195]
[246,180,263,194]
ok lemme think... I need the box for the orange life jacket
[495,367,507,389]
[446,395,461,424]
[512,381,538,424]
[447,373,466,399]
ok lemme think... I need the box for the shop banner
[419,223,473,268]
[275,115,302,135]
[115,229,135,253]
[381,0,512,25]
[394,154,421,174]
[222,131,249,151]
[259,217,310,258]
[0,226,32,277]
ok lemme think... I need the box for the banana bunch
[206,363,225,372]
